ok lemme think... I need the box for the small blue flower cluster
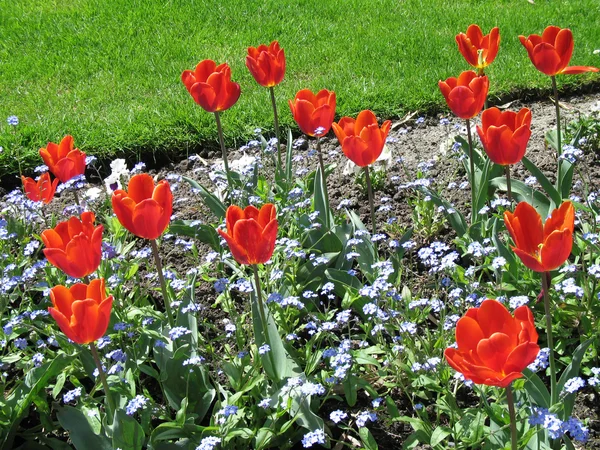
[529,407,589,442]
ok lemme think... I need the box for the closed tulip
[246,41,285,88]
[445,299,539,388]
[288,89,336,137]
[218,204,278,266]
[41,212,103,278]
[39,135,86,183]
[504,201,574,273]
[182,59,241,112]
[439,71,489,120]
[111,173,173,240]
[49,278,113,344]
[519,26,599,76]
[21,172,59,204]
[456,25,500,70]
[332,110,392,167]
[476,107,532,166]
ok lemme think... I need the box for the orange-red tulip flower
[41,212,103,279]
[181,59,241,113]
[21,172,59,204]
[111,173,173,240]
[519,26,599,76]
[504,201,575,273]
[39,135,86,183]
[476,107,532,166]
[445,299,539,388]
[456,25,500,70]
[332,110,392,167]
[49,278,113,344]
[439,71,489,120]
[246,41,285,88]
[288,89,336,137]
[218,204,278,265]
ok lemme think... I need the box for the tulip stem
[551,76,562,191]
[465,119,476,225]
[150,239,174,328]
[252,264,273,369]
[269,87,283,170]
[505,165,512,204]
[72,190,81,210]
[541,271,558,405]
[364,165,376,235]
[214,111,234,193]
[90,341,115,422]
[316,136,326,186]
[506,384,518,450]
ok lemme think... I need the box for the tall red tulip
[504,201,574,272]
[181,60,241,113]
[519,26,599,76]
[476,107,532,166]
[39,135,86,183]
[111,173,173,240]
[445,299,539,388]
[456,25,500,70]
[21,172,59,204]
[288,89,336,137]
[439,71,489,120]
[41,212,103,279]
[246,41,285,88]
[218,204,278,265]
[49,278,113,344]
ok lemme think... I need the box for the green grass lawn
[1,0,599,178]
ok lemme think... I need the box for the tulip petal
[504,202,544,255]
[233,219,267,265]
[476,299,514,337]
[49,307,81,343]
[341,135,371,167]
[128,173,156,204]
[511,246,546,272]
[532,43,561,76]
[50,285,76,317]
[554,28,574,72]
[504,342,540,373]
[190,82,218,112]
[561,65,600,74]
[539,229,573,271]
[257,203,276,228]
[256,218,278,264]
[132,199,164,240]
[94,296,113,342]
[544,201,574,239]
[226,205,245,236]
[455,316,484,352]
[112,194,137,235]
[71,299,100,344]
[218,229,249,265]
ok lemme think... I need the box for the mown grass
[0,0,599,178]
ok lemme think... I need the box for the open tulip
[41,212,103,278]
[476,107,532,166]
[445,299,539,388]
[504,201,574,272]
[439,71,489,120]
[39,135,86,183]
[332,110,392,167]
[246,41,285,88]
[456,25,500,71]
[218,204,278,265]
[21,172,59,204]
[181,59,241,113]
[519,26,599,76]
[288,89,336,137]
[49,278,113,344]
[111,173,173,240]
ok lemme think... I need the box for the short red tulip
[439,71,489,120]
[41,211,103,279]
[504,201,575,273]
[111,173,173,240]
[218,204,278,265]
[445,299,539,388]
[456,25,500,70]
[39,135,86,183]
[246,40,285,88]
[519,26,599,76]
[181,60,241,113]
[332,110,392,167]
[288,89,336,137]
[476,107,532,166]
[21,172,59,204]
[49,278,113,345]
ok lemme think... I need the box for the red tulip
[519,26,599,76]
[246,41,285,88]
[111,173,173,240]
[504,201,575,272]
[181,60,241,112]
[21,172,59,204]
[476,107,532,166]
[332,110,392,167]
[445,299,539,388]
[218,204,278,265]
[49,278,113,344]
[39,135,86,183]
[288,89,336,137]
[41,212,103,279]
[456,25,500,70]
[439,71,489,120]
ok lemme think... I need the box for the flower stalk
[150,239,174,327]
[466,118,476,224]
[269,86,282,169]
[364,165,376,235]
[506,384,518,450]
[90,341,115,422]
[214,111,234,191]
[541,271,558,405]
